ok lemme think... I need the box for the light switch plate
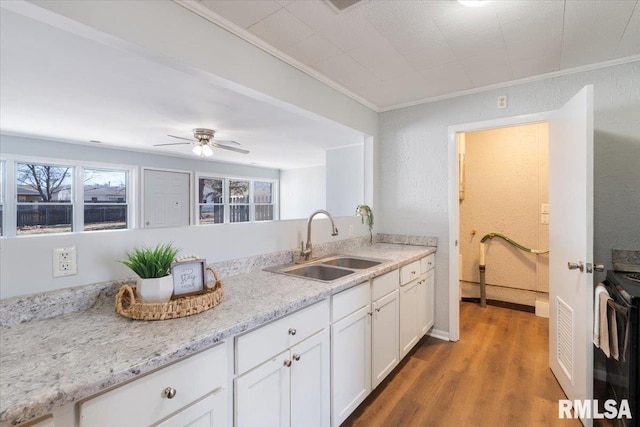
[53,246,77,277]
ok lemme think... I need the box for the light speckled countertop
[0,243,434,426]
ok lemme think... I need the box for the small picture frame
[171,259,207,299]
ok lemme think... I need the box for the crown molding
[380,55,640,112]
[173,1,639,114]
[173,0,379,112]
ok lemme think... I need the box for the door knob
[586,263,605,273]
[567,261,584,272]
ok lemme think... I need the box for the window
[16,162,73,235]
[84,168,128,231]
[229,179,250,223]
[254,180,274,221]
[198,178,224,224]
[197,176,278,225]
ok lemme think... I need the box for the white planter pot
[136,275,173,303]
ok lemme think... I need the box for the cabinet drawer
[79,343,227,427]
[420,254,435,273]
[400,261,420,285]
[236,299,329,375]
[371,269,399,300]
[332,282,370,322]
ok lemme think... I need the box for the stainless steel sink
[319,257,383,269]
[264,254,388,283]
[282,264,355,281]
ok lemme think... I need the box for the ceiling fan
[154,128,249,157]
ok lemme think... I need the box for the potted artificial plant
[356,204,374,244]
[121,243,180,303]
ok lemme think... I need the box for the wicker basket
[115,268,224,321]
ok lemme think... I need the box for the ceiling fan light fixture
[192,144,214,157]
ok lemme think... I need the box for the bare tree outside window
[17,164,71,202]
[16,163,73,234]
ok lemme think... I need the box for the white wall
[22,0,378,137]
[0,135,369,298]
[280,166,326,220]
[378,61,640,333]
[326,144,365,216]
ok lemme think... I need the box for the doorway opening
[458,123,550,317]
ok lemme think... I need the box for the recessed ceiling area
[184,0,640,109]
[0,7,367,170]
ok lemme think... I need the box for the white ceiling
[1,1,638,169]
[187,0,640,109]
[0,7,366,170]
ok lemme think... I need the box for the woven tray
[115,268,224,321]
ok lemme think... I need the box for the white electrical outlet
[541,213,549,225]
[497,95,507,109]
[541,203,549,214]
[53,246,77,277]
[348,225,354,237]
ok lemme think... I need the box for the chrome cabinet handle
[284,359,292,367]
[567,261,584,272]
[594,264,605,272]
[288,328,297,336]
[293,354,301,361]
[163,387,177,399]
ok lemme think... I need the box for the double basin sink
[265,255,387,282]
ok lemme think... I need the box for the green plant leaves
[120,243,180,279]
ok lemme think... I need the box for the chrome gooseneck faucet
[300,209,339,261]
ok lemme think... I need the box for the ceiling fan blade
[212,139,241,146]
[167,134,195,142]
[153,142,193,146]
[212,143,249,154]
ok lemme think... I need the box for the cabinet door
[235,351,290,427]
[417,274,428,338]
[331,306,372,426]
[399,280,419,358]
[424,269,435,334]
[290,329,330,427]
[372,289,399,389]
[157,389,226,427]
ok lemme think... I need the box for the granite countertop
[0,243,435,426]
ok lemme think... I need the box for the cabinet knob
[288,328,297,336]
[284,359,292,367]
[163,387,177,399]
[411,270,416,275]
[375,307,381,312]
[293,354,301,361]
[368,311,373,317]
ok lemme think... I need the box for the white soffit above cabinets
[0,6,366,169]
[179,0,640,111]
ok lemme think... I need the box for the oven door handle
[607,299,628,318]
[607,299,630,361]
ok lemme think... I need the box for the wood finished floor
[342,302,581,427]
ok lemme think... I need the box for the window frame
[0,155,136,237]
[195,172,278,225]
[82,167,131,232]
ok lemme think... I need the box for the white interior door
[143,169,190,228]
[548,85,594,422]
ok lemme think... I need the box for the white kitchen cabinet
[78,343,228,427]
[331,305,371,426]
[234,300,330,427]
[371,289,399,389]
[290,329,330,427]
[399,278,420,359]
[235,351,290,427]
[235,330,330,427]
[418,269,435,337]
[157,389,226,427]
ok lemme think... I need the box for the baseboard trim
[461,297,535,313]
[428,328,450,342]
[535,300,549,318]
